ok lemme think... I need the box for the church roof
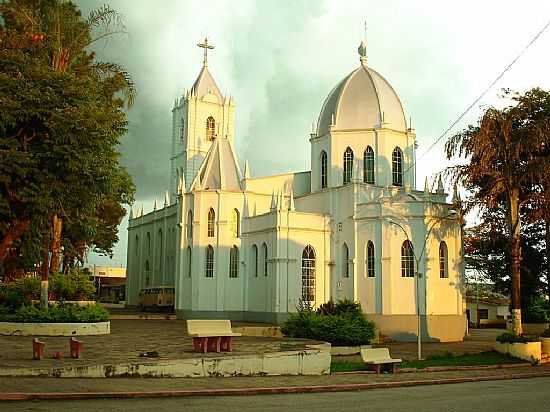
[317,43,407,135]
[191,66,223,102]
[192,138,243,191]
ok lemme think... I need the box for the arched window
[343,147,354,184]
[135,235,139,256]
[366,241,375,278]
[364,146,375,184]
[207,208,215,237]
[187,210,193,240]
[145,260,150,286]
[401,240,415,277]
[320,150,328,189]
[439,241,448,278]
[158,229,163,273]
[230,209,240,238]
[301,245,316,303]
[206,116,215,141]
[392,147,403,186]
[262,243,268,276]
[187,246,192,278]
[147,232,151,256]
[205,245,214,277]
[180,118,185,143]
[251,245,258,277]
[229,246,239,278]
[342,243,349,278]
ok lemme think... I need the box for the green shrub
[50,270,96,301]
[282,299,376,346]
[523,296,549,323]
[0,303,108,323]
[496,332,537,344]
[0,285,30,309]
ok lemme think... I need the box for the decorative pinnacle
[197,37,214,67]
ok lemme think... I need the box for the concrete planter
[31,300,97,307]
[0,321,110,336]
[330,345,371,356]
[540,337,550,354]
[494,341,541,364]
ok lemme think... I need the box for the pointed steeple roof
[191,138,243,191]
[191,66,223,102]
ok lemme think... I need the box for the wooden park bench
[186,320,242,354]
[361,348,402,374]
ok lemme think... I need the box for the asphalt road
[4,377,550,412]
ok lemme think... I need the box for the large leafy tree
[0,0,135,306]
[446,88,550,334]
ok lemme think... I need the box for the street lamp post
[388,210,457,360]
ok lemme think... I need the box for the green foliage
[0,283,30,309]
[496,332,538,343]
[523,296,549,323]
[0,303,108,323]
[281,299,376,346]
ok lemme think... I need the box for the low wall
[523,323,549,335]
[0,321,110,336]
[0,343,331,378]
[367,314,467,342]
[232,326,282,338]
[331,345,371,356]
[31,300,97,307]
[495,341,541,363]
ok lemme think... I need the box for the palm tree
[446,89,550,335]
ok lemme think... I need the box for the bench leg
[375,364,381,374]
[70,338,83,359]
[193,337,208,353]
[207,337,221,353]
[392,363,398,374]
[220,336,233,352]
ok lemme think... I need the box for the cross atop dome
[197,37,214,67]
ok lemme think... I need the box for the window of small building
[364,146,375,184]
[205,245,214,278]
[206,116,216,141]
[478,309,489,320]
[343,147,354,185]
[439,241,449,278]
[229,246,239,278]
[301,245,316,304]
[320,150,328,189]
[207,208,215,237]
[392,147,403,186]
[366,241,375,278]
[401,240,414,277]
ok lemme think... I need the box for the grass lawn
[331,351,524,373]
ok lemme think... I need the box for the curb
[333,362,533,375]
[2,370,550,401]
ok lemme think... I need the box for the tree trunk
[49,214,62,273]
[40,237,50,310]
[508,189,523,335]
[0,219,30,262]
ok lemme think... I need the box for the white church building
[126,39,466,342]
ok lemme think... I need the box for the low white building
[126,39,466,342]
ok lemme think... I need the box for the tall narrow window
[135,235,139,257]
[229,246,239,278]
[187,246,192,278]
[145,260,150,286]
[343,147,354,184]
[439,241,448,278]
[207,208,215,237]
[301,245,316,303]
[320,150,327,189]
[401,240,414,277]
[205,245,214,278]
[342,243,349,278]
[187,210,193,240]
[392,147,403,186]
[180,118,185,143]
[366,241,375,278]
[364,146,375,184]
[262,243,268,276]
[147,232,151,256]
[251,245,258,277]
[158,229,163,274]
[206,116,215,141]
[230,209,240,238]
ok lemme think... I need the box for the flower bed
[494,333,541,364]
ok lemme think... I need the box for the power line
[407,17,550,173]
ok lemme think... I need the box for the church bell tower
[170,38,236,196]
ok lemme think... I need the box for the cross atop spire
[197,37,214,67]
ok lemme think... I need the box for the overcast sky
[78,0,550,267]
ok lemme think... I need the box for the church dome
[317,45,407,136]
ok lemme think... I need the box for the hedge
[0,303,109,323]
